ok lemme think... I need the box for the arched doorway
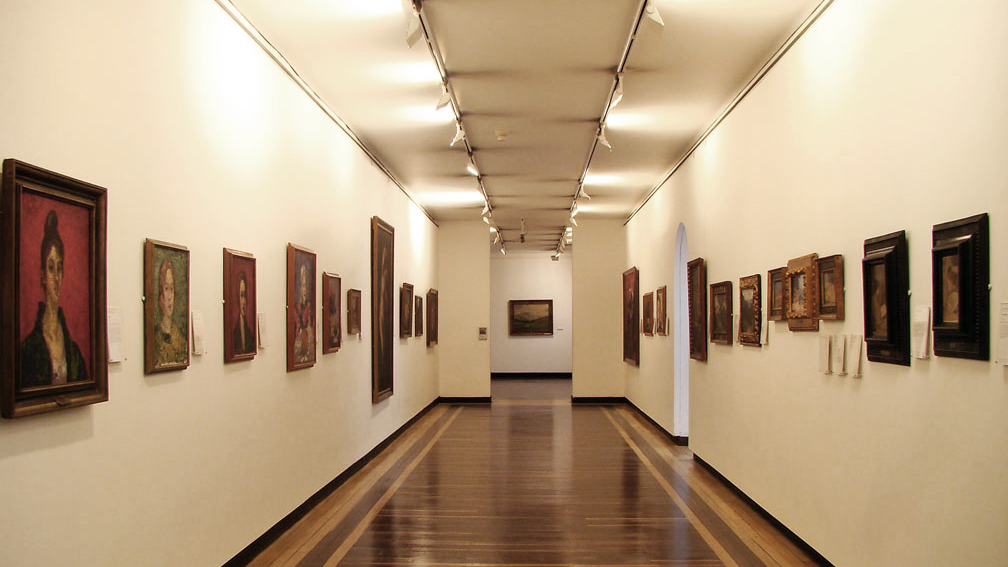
[672,223,689,441]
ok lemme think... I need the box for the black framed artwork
[642,291,654,337]
[322,272,342,354]
[224,248,256,363]
[508,299,553,336]
[767,267,787,321]
[710,280,733,346]
[426,289,438,347]
[622,267,639,366]
[400,283,413,339]
[371,216,394,403]
[286,243,317,372]
[932,213,989,360]
[863,230,910,366]
[687,258,707,361]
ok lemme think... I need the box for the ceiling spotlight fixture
[483,212,491,225]
[500,241,507,256]
[644,0,665,27]
[609,74,624,110]
[436,83,451,110]
[450,121,465,147]
[494,129,509,142]
[405,3,423,47]
[597,122,612,150]
[466,162,480,177]
[571,201,580,218]
[578,185,592,200]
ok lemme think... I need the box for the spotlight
[609,75,624,110]
[466,162,480,177]
[645,0,664,27]
[436,84,451,110]
[597,123,611,150]
[450,122,465,147]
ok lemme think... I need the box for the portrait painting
[347,288,362,335]
[738,274,761,346]
[786,253,819,332]
[817,255,845,320]
[767,267,787,321]
[415,296,423,337]
[710,280,732,345]
[400,283,414,339]
[371,217,394,403]
[509,300,553,336]
[932,213,989,360]
[144,239,190,374]
[863,230,910,365]
[2,159,108,418]
[322,273,342,354]
[655,285,668,336]
[426,289,438,347]
[687,258,707,361]
[642,292,654,336]
[223,248,256,363]
[622,267,640,366]
[286,243,316,371]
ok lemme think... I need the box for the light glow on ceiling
[283,0,404,21]
[398,104,455,124]
[417,189,486,207]
[582,173,625,186]
[371,60,442,85]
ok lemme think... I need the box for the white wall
[625,1,1008,567]
[0,2,438,566]
[572,220,627,398]
[437,221,491,397]
[490,253,572,373]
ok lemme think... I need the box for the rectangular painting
[223,248,256,363]
[322,272,342,354]
[932,213,988,360]
[426,289,438,347]
[655,285,668,336]
[622,267,640,366]
[817,254,845,320]
[710,280,733,345]
[508,299,553,336]
[642,292,654,336]
[863,230,910,365]
[371,217,394,403]
[1,159,108,418]
[287,243,316,371]
[786,253,819,332]
[346,288,362,336]
[767,267,787,321]
[414,296,423,337]
[687,258,707,361]
[400,283,414,339]
[144,239,190,374]
[738,274,762,346]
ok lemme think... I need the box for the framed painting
[426,289,438,347]
[223,248,256,363]
[622,267,640,366]
[767,267,788,321]
[400,283,414,339]
[1,159,108,419]
[286,243,316,371]
[932,213,989,360]
[709,280,733,345]
[322,272,342,354]
[687,258,707,361]
[786,253,819,332]
[738,274,762,346]
[817,254,845,320]
[414,296,423,337]
[144,239,190,374]
[642,292,654,336]
[509,299,553,336]
[371,216,394,403]
[655,285,668,336]
[346,288,362,335]
[863,230,910,366]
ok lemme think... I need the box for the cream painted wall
[626,1,1008,566]
[437,222,491,397]
[0,2,438,566]
[572,220,627,398]
[490,254,573,373]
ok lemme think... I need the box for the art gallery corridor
[491,377,572,402]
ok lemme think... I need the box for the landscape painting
[508,299,553,336]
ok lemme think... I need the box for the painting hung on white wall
[145,238,191,374]
[223,248,256,363]
[287,243,316,371]
[508,299,553,336]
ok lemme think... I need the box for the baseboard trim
[438,396,491,404]
[571,396,627,404]
[491,372,572,380]
[623,398,687,446]
[222,398,439,567]
[692,454,836,567]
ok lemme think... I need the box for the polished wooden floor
[247,380,824,567]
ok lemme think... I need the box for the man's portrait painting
[144,239,190,374]
[224,248,256,363]
[322,273,342,354]
[287,243,316,371]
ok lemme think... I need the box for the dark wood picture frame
[932,213,989,360]
[863,230,910,366]
[371,216,394,403]
[509,299,553,336]
[223,248,256,363]
[738,274,762,346]
[144,239,190,374]
[642,291,654,336]
[322,272,342,354]
[1,159,108,418]
[655,285,668,336]
[710,280,733,346]
[786,253,819,332]
[687,258,707,361]
[346,289,362,336]
[414,296,423,337]
[286,243,316,372]
[767,267,787,321]
[622,267,640,366]
[400,283,414,339]
[817,254,845,320]
[426,289,438,347]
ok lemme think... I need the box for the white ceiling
[228,0,826,253]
